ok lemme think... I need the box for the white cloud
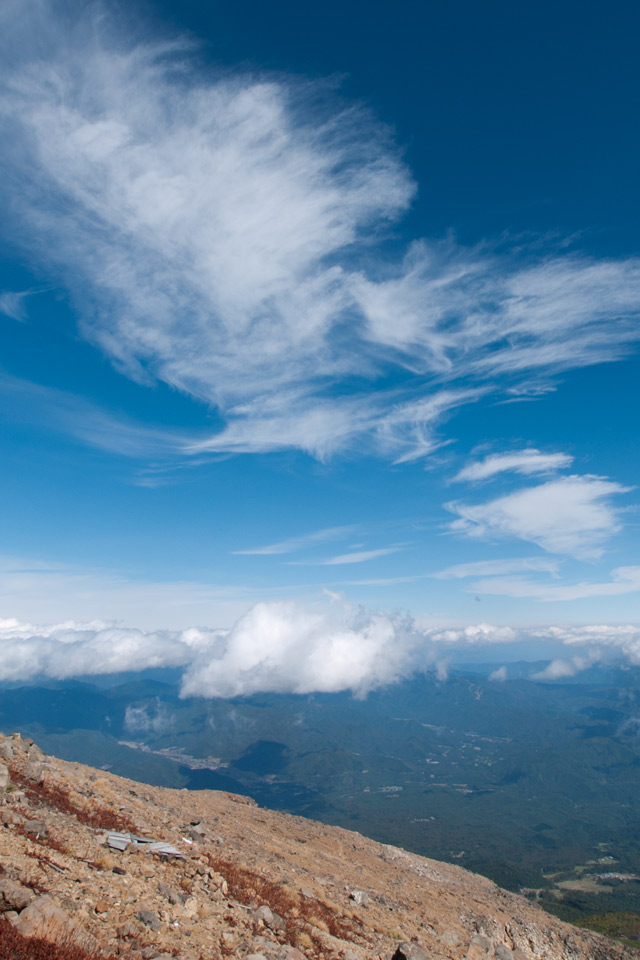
[0,615,224,683]
[1,2,640,464]
[470,565,640,602]
[447,475,632,559]
[233,525,358,556]
[435,557,560,579]
[181,601,421,698]
[0,289,33,322]
[124,701,173,735]
[489,665,507,682]
[454,449,573,483]
[2,604,640,693]
[302,547,401,566]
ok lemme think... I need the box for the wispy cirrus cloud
[434,557,561,579]
[0,289,36,322]
[233,525,358,556]
[447,475,633,559]
[0,1,640,464]
[454,448,573,483]
[470,565,640,603]
[303,547,402,566]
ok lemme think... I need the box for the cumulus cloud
[2,606,640,693]
[489,665,507,682]
[180,601,421,698]
[0,2,640,464]
[0,616,224,683]
[447,475,632,559]
[454,449,573,483]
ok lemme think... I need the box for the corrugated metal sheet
[106,832,185,858]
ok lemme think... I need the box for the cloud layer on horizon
[1,603,640,696]
[0,1,640,464]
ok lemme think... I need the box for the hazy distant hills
[2,664,640,924]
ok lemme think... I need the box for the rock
[0,878,36,912]
[0,742,14,761]
[1,808,23,826]
[349,889,369,906]
[0,764,10,789]
[468,933,492,955]
[252,904,285,932]
[158,881,183,904]
[494,946,513,960]
[186,827,205,842]
[22,760,46,784]
[15,896,100,953]
[27,743,46,762]
[138,908,162,931]
[182,897,199,919]
[440,930,460,946]
[23,818,47,836]
[113,866,127,875]
[117,920,140,939]
[391,942,432,960]
[95,900,110,914]
[279,947,307,960]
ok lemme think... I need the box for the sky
[0,0,639,694]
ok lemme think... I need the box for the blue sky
[0,0,639,693]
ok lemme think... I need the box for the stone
[95,900,110,914]
[182,897,199,919]
[279,947,307,960]
[252,904,285,933]
[138,908,162,931]
[391,943,432,960]
[440,930,460,946]
[117,920,140,939]
[468,934,492,955]
[22,760,46,784]
[23,818,47,836]
[0,742,14,761]
[349,889,369,906]
[0,878,36,912]
[27,743,46,761]
[0,764,10,790]
[113,866,127,875]
[158,881,183,904]
[494,946,513,960]
[16,896,100,953]
[1,808,23,826]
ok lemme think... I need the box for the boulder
[0,878,36,912]
[348,888,369,906]
[495,946,514,960]
[22,759,46,784]
[138,908,162,931]
[15,895,100,953]
[0,763,10,789]
[391,943,433,960]
[23,818,47,836]
[0,742,14,761]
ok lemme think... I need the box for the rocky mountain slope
[0,732,633,960]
